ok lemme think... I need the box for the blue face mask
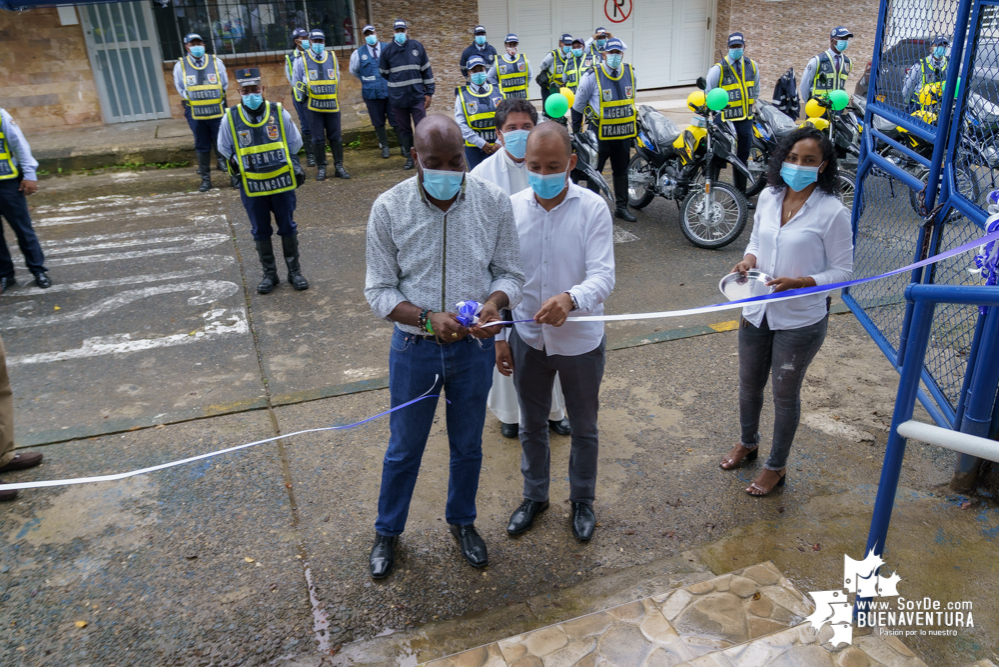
[605,53,623,69]
[475,35,486,46]
[242,93,263,110]
[836,39,849,52]
[311,42,325,55]
[729,48,743,60]
[365,35,377,46]
[470,71,487,86]
[189,45,205,58]
[596,39,607,49]
[501,129,530,159]
[933,46,946,58]
[561,45,571,55]
[418,156,465,200]
[529,165,569,200]
[395,32,407,45]
[301,40,310,50]
[780,162,822,192]
[572,48,584,58]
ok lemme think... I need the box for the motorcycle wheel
[743,146,769,198]
[836,172,856,212]
[678,181,748,249]
[906,161,982,215]
[627,153,656,209]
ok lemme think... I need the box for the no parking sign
[604,0,632,23]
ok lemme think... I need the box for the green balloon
[545,93,569,118]
[829,89,849,111]
[706,88,729,112]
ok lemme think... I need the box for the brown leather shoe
[0,452,43,473]
[0,488,18,502]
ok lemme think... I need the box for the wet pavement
[0,155,996,666]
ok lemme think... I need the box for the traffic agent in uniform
[563,37,593,94]
[455,55,503,170]
[902,36,949,112]
[487,34,531,100]
[706,32,760,200]
[285,28,315,167]
[801,26,853,107]
[379,19,436,170]
[460,25,497,83]
[350,24,401,160]
[0,108,50,291]
[292,29,350,181]
[218,68,308,295]
[571,38,637,222]
[538,34,574,115]
[173,33,229,192]
[584,27,611,66]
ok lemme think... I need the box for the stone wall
[713,0,880,101]
[0,8,103,131]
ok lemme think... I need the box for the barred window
[153,0,357,63]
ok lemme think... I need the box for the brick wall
[369,0,478,100]
[0,8,103,131]
[713,0,880,102]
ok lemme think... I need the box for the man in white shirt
[502,122,615,541]
[471,99,572,440]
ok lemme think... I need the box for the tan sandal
[746,469,786,497]
[720,444,758,470]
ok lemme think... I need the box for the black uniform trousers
[183,103,222,154]
[239,188,298,241]
[393,103,427,146]
[712,117,754,194]
[364,97,400,131]
[597,137,631,210]
[0,177,46,279]
[307,110,341,146]
[292,97,312,141]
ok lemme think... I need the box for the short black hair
[495,98,538,130]
[766,126,840,197]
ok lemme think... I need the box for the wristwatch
[566,291,579,311]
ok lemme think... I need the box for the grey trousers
[0,333,14,468]
[738,313,828,471]
[510,328,606,504]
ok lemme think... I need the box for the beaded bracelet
[418,308,430,330]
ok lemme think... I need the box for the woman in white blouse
[719,127,854,496]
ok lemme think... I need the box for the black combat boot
[314,141,328,181]
[375,126,391,159]
[332,141,351,179]
[402,136,415,170]
[215,149,227,172]
[281,234,309,290]
[303,136,316,167]
[197,152,212,192]
[255,238,280,294]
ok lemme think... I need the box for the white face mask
[506,46,518,57]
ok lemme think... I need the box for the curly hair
[766,126,840,197]
[495,98,539,130]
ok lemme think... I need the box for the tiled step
[426,562,931,667]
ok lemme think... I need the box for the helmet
[805,98,825,119]
[801,117,831,131]
[686,90,706,112]
[918,83,941,106]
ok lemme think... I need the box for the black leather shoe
[334,163,351,179]
[571,502,596,541]
[0,276,15,292]
[500,422,518,438]
[315,165,327,181]
[369,534,398,579]
[403,155,415,170]
[32,272,52,289]
[747,201,757,211]
[381,145,391,159]
[506,499,549,535]
[449,524,488,567]
[549,418,571,436]
[615,207,637,222]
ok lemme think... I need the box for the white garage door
[478,0,715,97]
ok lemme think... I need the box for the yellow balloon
[686,90,706,112]
[559,87,576,110]
[805,98,825,119]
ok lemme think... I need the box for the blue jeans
[375,327,495,536]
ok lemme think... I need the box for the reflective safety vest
[357,42,389,100]
[226,101,296,197]
[564,53,593,91]
[586,43,604,67]
[458,84,503,147]
[182,55,226,119]
[715,56,758,121]
[285,49,306,102]
[549,48,569,87]
[811,50,851,98]
[595,63,637,140]
[497,53,529,99]
[0,117,19,181]
[305,49,340,113]
[918,55,948,111]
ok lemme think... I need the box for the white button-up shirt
[509,182,615,356]
[742,186,854,330]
